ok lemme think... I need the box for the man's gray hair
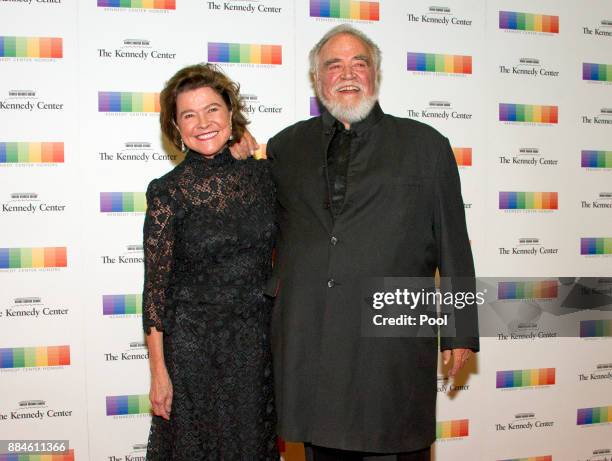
[308,24,382,77]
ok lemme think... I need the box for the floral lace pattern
[143,148,278,460]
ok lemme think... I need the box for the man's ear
[310,71,319,90]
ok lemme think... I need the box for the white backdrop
[1,1,611,460]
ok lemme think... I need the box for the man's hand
[229,129,258,160]
[150,369,173,420]
[442,348,472,378]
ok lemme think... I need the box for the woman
[142,64,277,460]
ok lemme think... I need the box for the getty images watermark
[361,277,612,338]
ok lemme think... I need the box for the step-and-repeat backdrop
[1,1,611,460]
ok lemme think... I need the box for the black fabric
[326,122,353,215]
[310,444,431,461]
[267,102,478,452]
[142,148,278,460]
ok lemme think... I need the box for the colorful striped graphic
[499,192,558,210]
[436,419,469,439]
[0,142,64,164]
[583,63,612,82]
[582,150,612,168]
[581,238,612,255]
[0,450,74,461]
[253,143,267,160]
[97,0,175,9]
[499,104,558,124]
[310,97,322,116]
[0,36,62,58]
[106,394,151,416]
[98,92,160,113]
[498,280,558,300]
[580,320,612,337]
[208,42,282,65]
[407,53,472,74]
[309,0,379,21]
[0,247,67,269]
[499,11,559,33]
[498,457,552,461]
[452,147,472,166]
[0,346,70,369]
[577,406,612,425]
[496,368,555,388]
[103,294,142,315]
[100,192,147,212]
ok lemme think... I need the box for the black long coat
[266,103,479,453]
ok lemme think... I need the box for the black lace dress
[142,148,278,460]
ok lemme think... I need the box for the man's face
[317,33,376,107]
[315,33,377,125]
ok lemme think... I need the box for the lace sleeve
[142,178,175,334]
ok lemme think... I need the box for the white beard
[317,88,378,125]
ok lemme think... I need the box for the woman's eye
[208,107,219,113]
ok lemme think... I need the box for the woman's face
[175,86,232,158]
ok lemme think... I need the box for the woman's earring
[229,122,234,141]
[181,139,187,153]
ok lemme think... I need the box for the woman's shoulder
[241,157,273,181]
[146,159,188,197]
[244,156,271,172]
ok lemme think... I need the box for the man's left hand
[442,348,472,377]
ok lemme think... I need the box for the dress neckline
[186,146,233,168]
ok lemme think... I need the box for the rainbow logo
[106,394,151,416]
[577,406,612,425]
[0,345,70,369]
[582,150,612,168]
[436,419,469,439]
[496,368,555,388]
[581,238,612,255]
[253,143,267,160]
[0,450,75,461]
[498,457,552,461]
[97,0,175,9]
[499,11,559,33]
[407,53,472,74]
[583,63,611,82]
[100,192,147,212]
[103,294,142,315]
[0,247,67,269]
[208,43,282,65]
[309,0,379,21]
[0,142,64,164]
[580,320,612,337]
[0,36,62,58]
[98,92,160,113]
[452,147,472,166]
[498,281,558,300]
[310,97,322,116]
[499,192,558,210]
[499,104,558,124]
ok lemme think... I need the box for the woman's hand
[150,368,173,420]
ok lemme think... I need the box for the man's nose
[340,65,355,79]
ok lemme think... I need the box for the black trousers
[308,444,431,461]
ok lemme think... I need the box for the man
[260,25,479,460]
